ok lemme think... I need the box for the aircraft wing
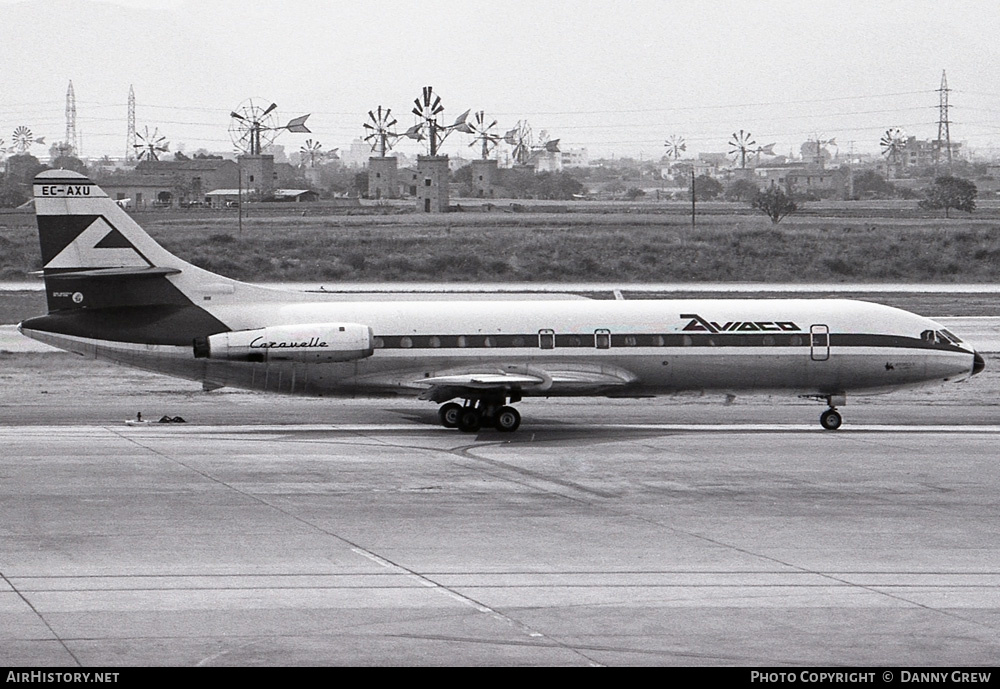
[411,364,639,402]
[418,372,545,388]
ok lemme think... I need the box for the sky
[0,0,998,162]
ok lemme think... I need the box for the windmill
[664,135,686,160]
[299,139,325,167]
[728,130,755,169]
[363,106,398,157]
[803,135,837,163]
[403,86,470,156]
[228,98,310,155]
[533,130,560,155]
[134,126,169,161]
[504,120,533,165]
[11,126,45,155]
[880,127,906,177]
[753,142,776,166]
[467,111,501,160]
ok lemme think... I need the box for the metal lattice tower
[65,81,77,156]
[936,70,952,170]
[126,85,136,162]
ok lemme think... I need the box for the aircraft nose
[972,351,986,376]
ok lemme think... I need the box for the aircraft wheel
[495,406,521,433]
[438,402,462,429]
[820,409,842,431]
[458,408,482,433]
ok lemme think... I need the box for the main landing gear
[438,397,522,433]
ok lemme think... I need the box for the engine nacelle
[194,323,374,363]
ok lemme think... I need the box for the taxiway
[2,395,1000,665]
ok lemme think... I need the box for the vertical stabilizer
[32,170,234,312]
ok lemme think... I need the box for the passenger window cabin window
[539,329,555,349]
[595,330,610,349]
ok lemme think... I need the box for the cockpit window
[922,329,962,346]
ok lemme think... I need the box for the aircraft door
[810,324,830,361]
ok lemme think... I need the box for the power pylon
[65,80,77,156]
[935,70,953,171]
[127,85,136,162]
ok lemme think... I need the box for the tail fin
[33,170,232,312]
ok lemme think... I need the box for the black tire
[458,408,482,433]
[820,409,842,431]
[438,402,462,429]
[495,406,521,433]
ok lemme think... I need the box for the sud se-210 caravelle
[19,170,985,432]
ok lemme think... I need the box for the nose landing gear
[819,394,844,430]
[820,407,842,430]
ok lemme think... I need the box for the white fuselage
[20,295,979,400]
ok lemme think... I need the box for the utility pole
[238,166,243,235]
[847,141,855,200]
[690,169,696,228]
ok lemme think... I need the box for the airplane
[19,170,985,432]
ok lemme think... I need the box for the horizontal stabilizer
[44,266,182,281]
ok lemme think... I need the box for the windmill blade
[422,86,432,107]
[230,111,246,122]
[284,114,310,133]
[262,102,277,117]
[452,109,473,133]
[403,123,424,140]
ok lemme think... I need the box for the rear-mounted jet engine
[194,323,374,363]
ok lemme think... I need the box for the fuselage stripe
[370,332,964,352]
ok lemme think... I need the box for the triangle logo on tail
[44,217,151,269]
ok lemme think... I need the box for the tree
[625,187,646,200]
[918,175,977,218]
[535,171,584,200]
[693,174,723,200]
[0,181,28,208]
[725,178,759,202]
[751,186,798,224]
[851,169,897,199]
